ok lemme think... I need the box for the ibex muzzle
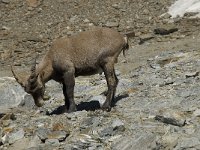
[11,27,129,112]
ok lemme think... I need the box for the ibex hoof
[66,105,77,113]
[35,99,45,107]
[101,105,111,112]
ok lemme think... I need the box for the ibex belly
[75,66,103,76]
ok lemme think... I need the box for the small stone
[185,71,199,78]
[105,22,119,27]
[143,9,149,15]
[2,26,11,30]
[155,115,186,127]
[88,23,94,26]
[47,130,68,142]
[67,31,74,35]
[36,128,49,142]
[179,137,200,149]
[161,13,172,19]
[0,113,16,120]
[69,15,78,23]
[25,36,42,42]
[19,94,35,108]
[28,135,41,149]
[26,0,40,8]
[161,134,179,149]
[111,119,125,131]
[89,95,105,107]
[1,134,8,144]
[112,132,156,150]
[36,128,69,142]
[139,34,154,45]
[112,4,120,9]
[193,109,200,117]
[1,0,10,4]
[154,28,178,35]
[8,129,25,144]
[115,70,121,76]
[45,139,60,146]
[184,12,199,17]
[99,127,113,137]
[83,19,90,23]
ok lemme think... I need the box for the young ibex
[11,27,129,112]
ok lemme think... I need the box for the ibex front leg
[63,68,76,113]
[102,61,118,111]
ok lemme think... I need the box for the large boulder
[0,77,28,109]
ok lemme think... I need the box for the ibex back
[11,27,129,112]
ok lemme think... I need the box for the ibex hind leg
[101,71,118,97]
[101,61,118,111]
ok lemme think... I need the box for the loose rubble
[1,49,200,149]
[1,0,200,149]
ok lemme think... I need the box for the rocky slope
[1,0,200,150]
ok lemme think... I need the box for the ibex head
[11,59,45,107]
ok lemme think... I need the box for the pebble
[105,22,119,27]
[193,109,200,117]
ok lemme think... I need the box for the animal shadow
[47,93,129,115]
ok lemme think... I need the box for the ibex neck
[36,59,53,84]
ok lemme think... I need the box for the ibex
[11,27,129,112]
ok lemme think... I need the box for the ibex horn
[11,60,25,88]
[29,53,38,84]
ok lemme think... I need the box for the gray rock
[45,139,60,146]
[176,137,200,149]
[0,77,28,108]
[193,109,200,117]
[99,127,114,137]
[112,132,156,150]
[89,95,105,107]
[185,71,199,78]
[111,119,125,132]
[36,128,69,142]
[7,137,31,150]
[49,130,68,142]
[161,13,172,19]
[1,0,10,4]
[8,129,25,144]
[1,134,8,144]
[19,94,35,108]
[155,115,186,127]
[161,134,179,149]
[36,128,49,142]
[72,140,92,150]
[80,117,101,129]
[63,144,73,150]
[105,22,119,27]
[28,135,41,149]
[112,4,120,9]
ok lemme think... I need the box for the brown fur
[11,27,129,112]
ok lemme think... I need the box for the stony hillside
[1,0,175,68]
[1,0,200,150]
